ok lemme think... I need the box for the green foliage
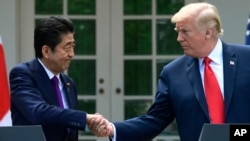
[35,0,63,14]
[68,0,96,15]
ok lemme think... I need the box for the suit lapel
[29,58,76,108]
[186,57,210,120]
[222,43,237,117]
[60,74,73,108]
[29,58,59,106]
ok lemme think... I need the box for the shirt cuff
[110,123,117,141]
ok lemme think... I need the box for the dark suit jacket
[113,42,250,141]
[9,58,86,141]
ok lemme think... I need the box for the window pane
[125,100,152,119]
[72,20,96,55]
[124,0,151,15]
[68,0,96,15]
[157,19,182,55]
[68,60,96,95]
[157,0,184,15]
[35,0,63,14]
[124,60,152,95]
[78,99,96,115]
[124,20,152,55]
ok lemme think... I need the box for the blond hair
[171,2,223,36]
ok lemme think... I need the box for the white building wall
[0,0,19,73]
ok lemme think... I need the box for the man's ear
[205,28,213,39]
[42,45,50,59]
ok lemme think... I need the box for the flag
[246,12,250,45]
[0,35,12,126]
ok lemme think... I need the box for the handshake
[86,113,114,137]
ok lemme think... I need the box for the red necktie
[204,57,224,123]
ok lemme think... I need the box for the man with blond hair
[90,2,250,141]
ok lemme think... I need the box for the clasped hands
[87,113,114,137]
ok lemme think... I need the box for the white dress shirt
[199,39,224,99]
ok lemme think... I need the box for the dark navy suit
[9,58,86,141]
[113,42,250,141]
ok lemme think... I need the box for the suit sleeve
[113,67,175,141]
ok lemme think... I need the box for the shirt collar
[199,39,223,67]
[37,58,60,80]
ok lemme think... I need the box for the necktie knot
[51,76,59,85]
[204,57,211,65]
